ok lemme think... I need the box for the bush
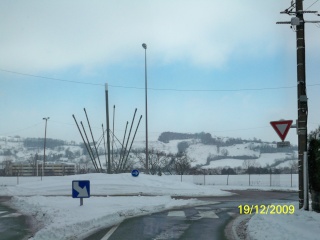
[308,138,320,192]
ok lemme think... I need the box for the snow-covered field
[0,137,298,170]
[0,173,319,240]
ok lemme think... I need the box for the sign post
[72,180,90,206]
[270,120,293,147]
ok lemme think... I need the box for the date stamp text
[238,204,295,215]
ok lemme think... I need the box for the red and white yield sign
[270,120,293,141]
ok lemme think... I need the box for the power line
[306,0,319,10]
[0,68,103,86]
[0,122,42,135]
[1,68,320,92]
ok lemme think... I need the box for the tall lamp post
[142,43,149,174]
[42,117,49,180]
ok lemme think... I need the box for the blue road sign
[131,169,139,177]
[72,180,90,198]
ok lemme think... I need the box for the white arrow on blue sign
[131,169,139,177]
[72,180,90,198]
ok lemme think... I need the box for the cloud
[1,0,303,73]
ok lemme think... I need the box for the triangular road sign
[270,120,293,141]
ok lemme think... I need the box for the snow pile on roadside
[248,202,320,240]
[11,195,208,240]
[3,173,228,239]
[1,173,232,197]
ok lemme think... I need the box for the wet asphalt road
[86,190,298,240]
[0,197,32,240]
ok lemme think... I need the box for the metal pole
[303,151,309,210]
[142,43,149,174]
[42,117,49,180]
[102,124,108,172]
[119,109,137,171]
[270,168,272,187]
[80,121,98,172]
[291,167,293,188]
[112,105,115,170]
[105,84,111,173]
[84,108,102,170]
[72,115,98,172]
[123,115,143,170]
[118,121,128,172]
[296,0,308,209]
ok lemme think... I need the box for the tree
[173,152,194,175]
[136,149,170,175]
[308,138,320,191]
[3,157,13,176]
[27,154,38,176]
[65,148,74,159]
[242,159,259,173]
[221,168,236,175]
[221,149,229,157]
[242,159,260,186]
[289,160,298,174]
[308,126,320,191]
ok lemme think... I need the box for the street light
[142,43,149,174]
[42,117,49,180]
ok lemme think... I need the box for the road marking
[195,207,212,210]
[227,212,236,216]
[101,224,119,240]
[154,223,190,239]
[167,211,186,217]
[198,210,219,219]
[1,213,22,218]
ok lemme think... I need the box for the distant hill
[0,133,298,172]
[156,131,298,170]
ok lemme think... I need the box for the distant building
[10,162,75,176]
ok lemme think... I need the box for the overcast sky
[1,0,320,145]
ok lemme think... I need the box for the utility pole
[296,0,308,210]
[105,83,111,173]
[277,0,320,209]
[142,43,149,174]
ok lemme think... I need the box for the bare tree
[242,159,259,172]
[26,154,38,176]
[110,150,135,173]
[173,152,194,175]
[135,149,170,175]
[242,159,259,186]
[3,157,13,176]
[289,159,298,174]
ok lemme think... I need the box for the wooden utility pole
[277,0,320,209]
[296,0,308,210]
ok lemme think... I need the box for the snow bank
[1,173,232,197]
[11,195,206,240]
[3,173,229,239]
[248,202,320,240]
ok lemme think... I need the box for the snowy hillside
[0,134,298,171]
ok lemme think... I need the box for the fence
[165,174,298,188]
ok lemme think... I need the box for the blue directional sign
[72,180,90,198]
[131,169,139,177]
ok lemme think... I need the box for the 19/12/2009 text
[238,205,295,214]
